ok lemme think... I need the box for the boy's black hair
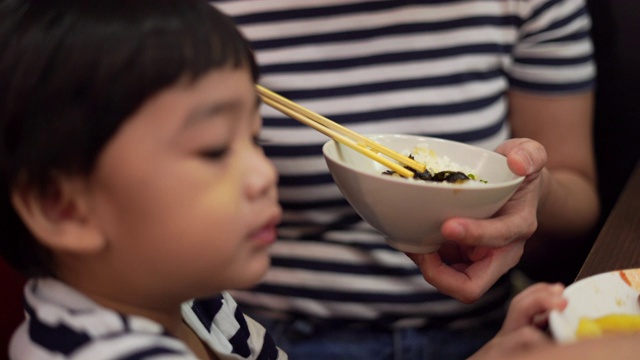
[0,0,259,277]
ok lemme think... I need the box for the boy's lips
[250,211,281,245]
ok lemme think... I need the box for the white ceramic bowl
[549,268,640,343]
[322,134,524,253]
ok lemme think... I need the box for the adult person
[211,1,599,359]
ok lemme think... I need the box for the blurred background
[587,0,639,219]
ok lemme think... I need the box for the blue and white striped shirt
[211,0,595,327]
[9,279,286,359]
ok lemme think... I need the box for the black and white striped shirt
[211,0,595,327]
[9,279,286,359]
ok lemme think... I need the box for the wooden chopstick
[260,96,415,177]
[256,85,426,178]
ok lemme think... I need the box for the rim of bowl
[322,134,526,190]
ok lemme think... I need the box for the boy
[2,0,632,359]
[1,0,283,358]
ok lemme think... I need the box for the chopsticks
[256,85,426,178]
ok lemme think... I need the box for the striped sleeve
[187,292,287,360]
[508,0,595,92]
[12,279,198,360]
[12,279,285,359]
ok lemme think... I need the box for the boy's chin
[235,256,271,289]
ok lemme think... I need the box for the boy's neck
[57,271,184,330]
[55,263,188,328]
[177,320,219,360]
[78,281,218,359]
[87,288,184,331]
[69,278,218,359]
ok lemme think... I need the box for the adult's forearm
[536,167,600,239]
[519,166,600,281]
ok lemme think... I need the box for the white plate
[549,268,640,343]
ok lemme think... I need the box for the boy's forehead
[129,68,258,128]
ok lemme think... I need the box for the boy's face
[79,67,281,303]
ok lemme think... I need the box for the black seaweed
[381,155,475,184]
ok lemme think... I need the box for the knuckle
[460,288,483,304]
[518,326,545,341]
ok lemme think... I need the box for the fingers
[500,283,567,334]
[408,251,488,303]
[407,242,524,303]
[495,138,547,176]
[442,142,544,248]
[504,326,553,352]
[441,207,537,247]
[407,138,550,302]
[469,326,552,360]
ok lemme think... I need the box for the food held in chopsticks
[381,145,487,184]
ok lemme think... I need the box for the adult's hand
[407,138,548,302]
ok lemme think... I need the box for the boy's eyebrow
[183,103,229,128]
[183,94,261,128]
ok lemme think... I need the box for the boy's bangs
[125,2,258,88]
[4,1,257,187]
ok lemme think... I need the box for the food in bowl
[549,268,640,343]
[322,134,524,253]
[381,145,487,184]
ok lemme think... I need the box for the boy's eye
[253,135,269,147]
[200,136,267,160]
[200,147,229,160]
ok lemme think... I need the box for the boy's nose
[245,150,278,200]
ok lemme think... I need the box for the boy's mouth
[250,211,281,245]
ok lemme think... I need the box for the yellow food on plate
[576,314,640,339]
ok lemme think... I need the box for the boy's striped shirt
[10,278,286,359]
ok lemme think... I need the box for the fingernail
[517,150,533,173]
[551,283,565,294]
[449,224,465,240]
[554,282,565,290]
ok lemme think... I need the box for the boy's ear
[10,176,107,254]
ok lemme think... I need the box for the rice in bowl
[383,144,487,184]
